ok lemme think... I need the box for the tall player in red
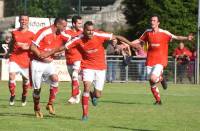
[30,17,68,118]
[41,21,138,121]
[8,14,34,106]
[62,16,83,104]
[131,15,193,105]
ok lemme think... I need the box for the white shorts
[9,61,29,79]
[146,64,163,80]
[67,61,81,75]
[82,69,106,91]
[31,60,56,89]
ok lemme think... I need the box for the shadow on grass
[0,112,79,121]
[109,126,159,131]
[100,100,149,105]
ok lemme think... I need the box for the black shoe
[21,95,26,103]
[9,95,15,106]
[161,76,168,90]
[154,101,162,105]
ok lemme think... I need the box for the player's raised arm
[173,33,193,41]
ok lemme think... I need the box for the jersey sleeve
[61,31,72,42]
[139,31,148,43]
[32,27,50,47]
[93,31,113,41]
[65,35,82,49]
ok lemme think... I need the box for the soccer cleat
[81,115,88,121]
[154,101,162,105]
[161,76,168,90]
[75,90,81,104]
[46,104,55,115]
[9,95,15,106]
[68,97,77,104]
[91,97,98,106]
[35,111,43,118]
[21,96,27,106]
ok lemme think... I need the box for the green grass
[0,81,200,131]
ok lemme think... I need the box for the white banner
[0,59,71,81]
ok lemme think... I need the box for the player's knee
[33,89,41,98]
[83,81,91,92]
[72,70,79,79]
[9,73,16,80]
[50,75,59,82]
[150,75,159,83]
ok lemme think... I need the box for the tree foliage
[5,0,73,18]
[122,0,198,54]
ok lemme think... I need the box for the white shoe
[22,101,27,106]
[9,101,15,106]
[75,90,81,104]
[68,97,77,104]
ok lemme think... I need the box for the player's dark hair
[151,14,160,22]
[54,17,66,25]
[19,13,29,20]
[72,15,82,24]
[84,21,94,29]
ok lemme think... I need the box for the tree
[4,0,73,18]
[122,0,198,54]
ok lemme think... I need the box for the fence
[106,55,196,84]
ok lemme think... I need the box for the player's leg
[8,62,19,106]
[21,68,31,106]
[46,74,59,115]
[90,70,106,106]
[68,61,81,104]
[31,60,44,118]
[81,69,94,121]
[147,64,163,105]
[46,62,59,115]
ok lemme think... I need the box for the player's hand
[39,51,52,59]
[188,33,194,41]
[42,57,54,63]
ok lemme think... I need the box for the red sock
[82,92,89,116]
[151,87,161,102]
[22,83,30,96]
[72,80,79,96]
[9,80,16,96]
[48,87,58,105]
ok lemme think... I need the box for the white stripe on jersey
[61,31,72,41]
[158,28,177,39]
[93,32,113,40]
[64,34,84,49]
[32,28,52,47]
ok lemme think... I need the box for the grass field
[0,81,199,131]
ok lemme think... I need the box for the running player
[130,15,193,105]
[8,14,34,106]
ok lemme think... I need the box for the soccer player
[130,15,193,105]
[30,17,68,118]
[8,14,34,106]
[40,21,137,121]
[62,16,83,104]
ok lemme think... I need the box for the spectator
[134,44,147,81]
[187,49,196,83]
[0,30,12,58]
[106,39,121,83]
[173,42,192,83]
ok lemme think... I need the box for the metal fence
[106,55,196,84]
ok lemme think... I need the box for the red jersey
[62,28,83,64]
[65,32,113,70]
[173,47,192,64]
[139,28,176,67]
[10,28,34,68]
[32,25,64,60]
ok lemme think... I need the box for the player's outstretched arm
[174,33,193,41]
[30,44,41,58]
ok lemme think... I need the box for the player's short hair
[84,21,94,29]
[54,17,66,25]
[19,13,29,20]
[151,14,160,22]
[72,15,82,24]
